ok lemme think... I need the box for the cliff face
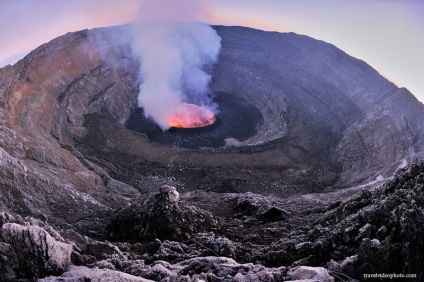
[1,25,424,228]
[0,28,140,230]
[210,26,424,186]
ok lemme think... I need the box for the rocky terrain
[2,162,424,281]
[1,24,424,281]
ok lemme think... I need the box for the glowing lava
[169,103,216,128]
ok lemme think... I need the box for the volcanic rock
[288,266,334,282]
[233,192,290,222]
[2,223,72,279]
[107,186,216,242]
[40,265,154,282]
[306,161,424,277]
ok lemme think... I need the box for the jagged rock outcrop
[288,266,334,282]
[40,265,154,282]
[316,161,424,277]
[233,192,290,222]
[40,257,334,282]
[107,186,216,242]
[1,223,72,279]
[1,162,424,280]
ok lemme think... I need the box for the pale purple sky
[1,0,423,102]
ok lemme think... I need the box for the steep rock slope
[0,27,140,231]
[211,26,424,186]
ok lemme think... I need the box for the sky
[1,0,423,103]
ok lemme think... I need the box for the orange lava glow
[169,103,216,128]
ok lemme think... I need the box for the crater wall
[1,25,424,230]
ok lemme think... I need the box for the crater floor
[126,92,263,149]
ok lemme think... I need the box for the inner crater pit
[125,93,264,149]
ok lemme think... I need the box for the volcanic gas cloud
[131,20,221,130]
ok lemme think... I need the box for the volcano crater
[2,24,423,224]
[3,24,424,281]
[70,25,406,195]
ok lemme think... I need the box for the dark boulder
[107,186,216,242]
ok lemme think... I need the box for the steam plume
[131,0,221,130]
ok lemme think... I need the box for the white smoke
[131,1,221,130]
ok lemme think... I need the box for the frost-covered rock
[176,256,288,281]
[288,266,334,282]
[2,223,72,279]
[39,265,154,282]
[128,261,177,281]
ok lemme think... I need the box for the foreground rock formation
[1,162,424,280]
[107,185,216,242]
[1,24,424,280]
